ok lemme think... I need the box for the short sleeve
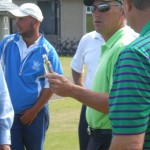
[109,47,150,135]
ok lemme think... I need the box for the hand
[45,73,74,97]
[20,108,38,125]
[0,145,11,150]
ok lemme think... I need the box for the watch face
[83,0,94,6]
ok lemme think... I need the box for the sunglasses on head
[91,3,121,13]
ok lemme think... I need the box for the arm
[71,84,109,113]
[20,88,53,125]
[71,69,84,86]
[0,65,14,149]
[71,35,85,87]
[45,73,109,113]
[109,134,144,150]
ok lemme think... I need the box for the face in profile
[15,16,35,38]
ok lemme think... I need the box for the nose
[15,18,20,26]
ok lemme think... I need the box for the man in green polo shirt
[45,0,138,149]
[109,0,150,149]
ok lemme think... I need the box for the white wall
[60,0,86,40]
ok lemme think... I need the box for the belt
[87,126,112,136]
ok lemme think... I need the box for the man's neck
[103,24,126,42]
[22,32,40,47]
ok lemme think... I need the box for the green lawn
[59,56,73,77]
[45,98,81,150]
[44,57,82,150]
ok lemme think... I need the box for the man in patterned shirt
[109,0,150,149]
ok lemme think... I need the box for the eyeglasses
[91,3,121,13]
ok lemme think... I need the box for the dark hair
[131,0,150,10]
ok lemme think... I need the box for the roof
[0,1,18,13]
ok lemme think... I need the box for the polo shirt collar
[14,33,44,47]
[140,21,150,36]
[104,26,129,50]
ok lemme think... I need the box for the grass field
[45,98,81,150]
[44,57,82,150]
[59,56,73,77]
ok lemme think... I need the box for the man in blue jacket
[0,3,63,150]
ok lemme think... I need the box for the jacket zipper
[19,51,34,76]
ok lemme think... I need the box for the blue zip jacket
[0,33,63,114]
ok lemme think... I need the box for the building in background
[0,0,17,40]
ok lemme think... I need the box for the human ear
[123,0,131,11]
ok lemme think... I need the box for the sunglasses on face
[91,3,121,13]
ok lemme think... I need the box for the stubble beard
[18,23,35,38]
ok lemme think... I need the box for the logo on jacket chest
[32,61,41,71]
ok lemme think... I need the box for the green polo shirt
[86,26,138,129]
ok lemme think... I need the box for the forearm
[72,69,84,86]
[20,88,53,125]
[46,73,109,113]
[109,134,145,150]
[32,88,53,112]
[69,84,109,113]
